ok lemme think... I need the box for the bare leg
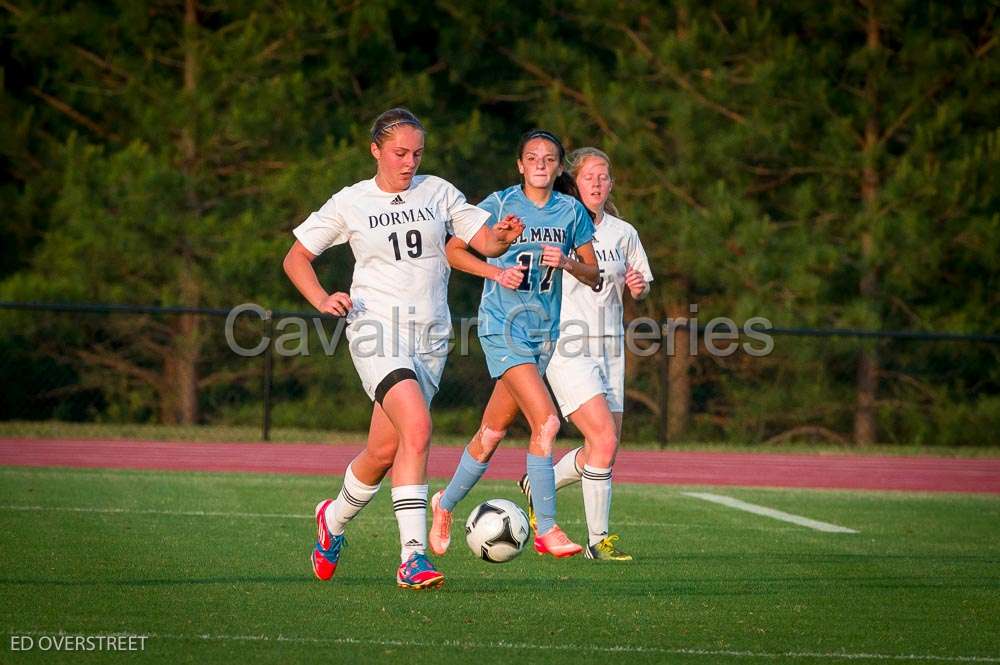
[467,379,521,462]
[349,401,400,485]
[378,379,432,486]
[570,394,619,468]
[499,364,561,457]
[569,396,623,552]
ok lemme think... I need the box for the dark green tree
[0,0,480,423]
[437,0,999,444]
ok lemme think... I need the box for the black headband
[524,129,562,146]
[522,129,565,161]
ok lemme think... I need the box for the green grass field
[1,466,998,664]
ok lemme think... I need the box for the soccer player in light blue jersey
[430,130,600,558]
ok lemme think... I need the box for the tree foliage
[2,0,997,443]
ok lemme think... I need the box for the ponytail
[553,172,595,220]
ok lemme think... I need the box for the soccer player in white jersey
[428,130,600,559]
[522,147,653,560]
[283,108,524,589]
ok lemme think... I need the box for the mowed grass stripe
[0,502,798,532]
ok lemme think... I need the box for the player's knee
[539,414,560,443]
[532,414,560,455]
[589,430,618,467]
[399,416,432,455]
[477,426,507,458]
[367,444,397,471]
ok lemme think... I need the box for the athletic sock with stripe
[325,463,380,536]
[553,446,584,490]
[392,484,429,562]
[582,464,612,546]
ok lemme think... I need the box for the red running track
[1,438,998,493]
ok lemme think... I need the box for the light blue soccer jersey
[477,185,595,342]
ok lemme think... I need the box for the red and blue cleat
[311,499,345,581]
[396,552,444,590]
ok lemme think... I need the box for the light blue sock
[526,453,556,534]
[441,448,489,511]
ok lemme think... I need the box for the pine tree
[1,0,430,422]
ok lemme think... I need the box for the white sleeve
[627,226,654,282]
[443,181,490,243]
[292,193,349,256]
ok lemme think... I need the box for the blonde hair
[565,147,619,217]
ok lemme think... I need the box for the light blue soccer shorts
[479,333,555,379]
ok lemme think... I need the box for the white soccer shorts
[545,335,625,417]
[345,319,447,406]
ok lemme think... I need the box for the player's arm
[446,235,525,289]
[465,214,525,258]
[625,230,652,300]
[282,241,352,316]
[540,241,600,288]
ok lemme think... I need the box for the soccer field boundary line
[0,503,799,532]
[682,492,859,533]
[7,629,999,662]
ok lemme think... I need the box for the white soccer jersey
[560,212,654,337]
[293,175,490,350]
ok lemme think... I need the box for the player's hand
[492,264,527,290]
[625,265,647,298]
[540,245,570,270]
[493,214,525,245]
[317,292,352,317]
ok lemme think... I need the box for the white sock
[391,485,428,562]
[325,464,380,536]
[582,464,612,546]
[554,446,584,490]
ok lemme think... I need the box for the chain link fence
[1,302,998,447]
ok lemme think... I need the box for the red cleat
[396,552,444,590]
[534,524,583,558]
[311,499,345,581]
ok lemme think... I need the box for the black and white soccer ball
[464,499,530,563]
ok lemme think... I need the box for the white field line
[0,503,797,532]
[7,629,999,662]
[682,492,859,533]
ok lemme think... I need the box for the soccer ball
[465,499,530,563]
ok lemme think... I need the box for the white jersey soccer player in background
[429,130,600,559]
[283,107,523,589]
[524,147,653,561]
